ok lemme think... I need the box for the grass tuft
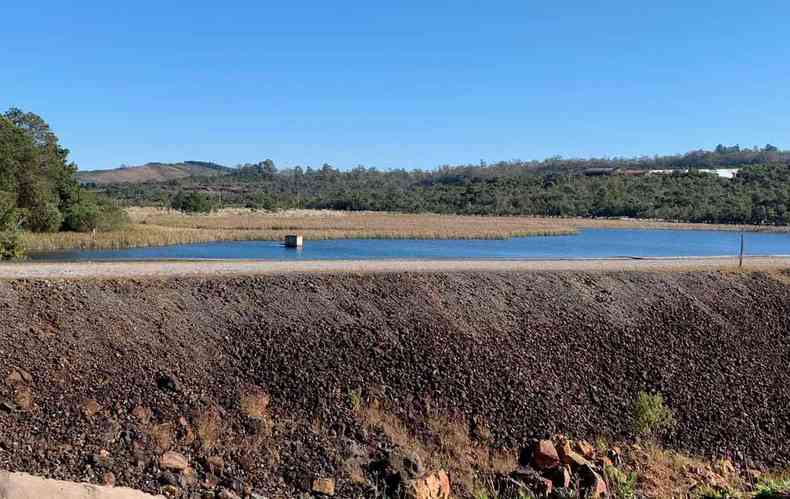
[633,391,676,439]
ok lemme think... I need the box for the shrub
[693,485,741,498]
[0,192,18,229]
[633,391,676,438]
[244,192,276,211]
[605,464,637,499]
[348,388,362,412]
[95,200,130,231]
[64,195,129,232]
[0,230,24,260]
[239,387,270,419]
[197,406,222,450]
[754,474,790,498]
[63,197,100,232]
[25,202,63,232]
[171,191,215,213]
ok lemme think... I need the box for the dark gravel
[0,270,788,497]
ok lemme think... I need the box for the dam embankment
[0,270,788,496]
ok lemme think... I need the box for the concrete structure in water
[285,235,304,248]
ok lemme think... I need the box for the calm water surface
[30,229,790,261]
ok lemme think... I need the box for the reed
[21,209,578,252]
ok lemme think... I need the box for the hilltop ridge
[77,161,232,185]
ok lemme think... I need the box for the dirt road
[0,256,788,279]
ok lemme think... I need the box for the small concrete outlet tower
[285,234,304,248]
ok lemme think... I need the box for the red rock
[531,440,560,470]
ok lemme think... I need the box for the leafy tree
[0,107,129,258]
[171,191,215,213]
[25,202,63,232]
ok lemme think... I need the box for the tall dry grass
[21,208,789,252]
[22,209,578,251]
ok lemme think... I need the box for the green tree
[0,108,127,245]
[171,191,215,213]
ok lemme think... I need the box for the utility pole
[739,228,745,268]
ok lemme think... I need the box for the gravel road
[0,256,788,279]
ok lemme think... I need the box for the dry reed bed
[21,208,789,252]
[22,210,576,251]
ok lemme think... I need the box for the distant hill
[77,161,232,185]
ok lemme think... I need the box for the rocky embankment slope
[0,270,788,497]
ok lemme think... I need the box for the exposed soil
[0,270,789,497]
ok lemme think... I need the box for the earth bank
[0,270,789,497]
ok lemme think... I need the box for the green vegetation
[632,391,677,439]
[605,464,638,499]
[754,474,790,498]
[694,485,741,498]
[473,487,535,499]
[170,191,216,213]
[550,488,577,499]
[0,108,128,258]
[348,388,362,412]
[0,229,24,260]
[98,147,790,225]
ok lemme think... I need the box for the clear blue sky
[2,1,789,171]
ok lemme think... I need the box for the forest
[101,152,790,225]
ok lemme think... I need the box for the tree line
[101,153,790,226]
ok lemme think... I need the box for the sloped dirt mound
[0,270,788,497]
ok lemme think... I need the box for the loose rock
[160,451,189,471]
[81,399,100,417]
[311,477,335,496]
[576,440,595,459]
[14,386,34,411]
[531,440,560,470]
[403,471,450,499]
[206,455,225,473]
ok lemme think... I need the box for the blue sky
[2,1,789,171]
